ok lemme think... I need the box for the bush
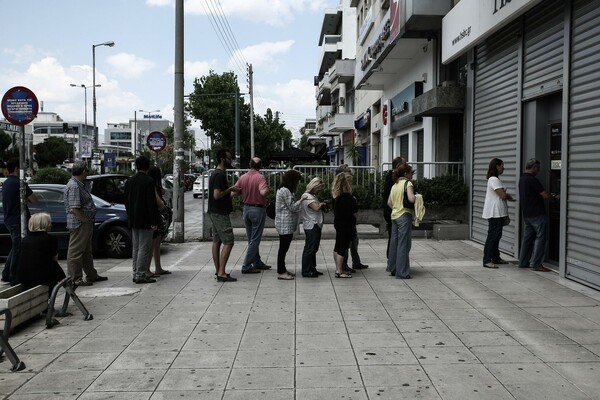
[413,175,468,207]
[31,168,71,184]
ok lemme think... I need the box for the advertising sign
[146,131,167,152]
[81,140,93,158]
[104,152,116,168]
[1,86,39,126]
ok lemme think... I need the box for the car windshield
[93,194,112,207]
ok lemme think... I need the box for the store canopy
[268,147,322,162]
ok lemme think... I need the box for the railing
[293,165,378,192]
[380,161,465,181]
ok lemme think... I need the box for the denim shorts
[209,213,234,245]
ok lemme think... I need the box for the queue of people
[1,151,557,292]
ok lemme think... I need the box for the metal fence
[380,161,465,181]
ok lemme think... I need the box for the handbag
[503,215,510,226]
[266,201,276,219]
[403,180,415,209]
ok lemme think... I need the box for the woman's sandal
[335,272,352,278]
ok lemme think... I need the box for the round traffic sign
[146,131,167,152]
[1,86,39,126]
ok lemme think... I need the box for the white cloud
[254,79,315,129]
[230,40,294,72]
[3,45,51,65]
[151,0,330,26]
[107,53,155,79]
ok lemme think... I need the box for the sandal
[335,272,352,278]
[277,273,294,280]
[483,262,498,269]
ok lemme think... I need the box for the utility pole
[172,0,185,242]
[248,63,255,158]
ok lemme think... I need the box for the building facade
[443,0,600,288]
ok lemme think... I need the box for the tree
[157,125,195,174]
[187,70,250,163]
[254,109,293,160]
[0,130,16,160]
[34,137,71,167]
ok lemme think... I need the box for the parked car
[86,174,129,204]
[0,184,132,259]
[193,174,210,198]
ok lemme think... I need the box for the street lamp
[92,40,115,152]
[70,83,100,160]
[138,109,160,157]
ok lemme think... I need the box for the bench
[0,308,26,371]
[0,285,48,329]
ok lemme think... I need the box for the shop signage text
[361,19,391,71]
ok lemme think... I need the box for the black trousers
[277,234,294,274]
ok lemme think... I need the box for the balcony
[412,82,465,117]
[318,35,342,77]
[328,59,355,85]
[401,0,451,37]
[327,112,354,133]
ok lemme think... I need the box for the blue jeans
[242,205,266,271]
[302,225,322,276]
[519,215,547,268]
[387,213,412,278]
[483,217,504,264]
[2,223,22,285]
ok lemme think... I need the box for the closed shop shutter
[522,0,565,100]
[472,20,520,253]
[567,0,600,288]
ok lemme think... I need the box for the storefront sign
[442,0,543,63]
[358,7,374,45]
[390,82,423,131]
[360,19,391,71]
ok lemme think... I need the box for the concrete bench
[0,285,48,329]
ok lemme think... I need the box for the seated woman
[17,213,66,290]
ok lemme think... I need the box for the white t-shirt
[482,176,508,218]
[300,192,323,230]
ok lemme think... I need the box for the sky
[0,0,338,148]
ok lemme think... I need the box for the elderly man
[518,158,557,272]
[64,161,107,286]
[235,157,271,274]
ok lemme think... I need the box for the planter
[0,284,48,329]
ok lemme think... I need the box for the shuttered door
[522,0,565,100]
[567,0,600,288]
[472,20,520,253]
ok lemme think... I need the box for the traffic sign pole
[2,86,39,239]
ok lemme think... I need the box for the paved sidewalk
[1,238,600,399]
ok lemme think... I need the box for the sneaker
[241,268,261,274]
[277,273,294,280]
[216,275,238,282]
[133,277,156,284]
[256,264,272,270]
[88,275,108,282]
[483,262,499,269]
[73,279,93,287]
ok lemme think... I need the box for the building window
[400,134,409,160]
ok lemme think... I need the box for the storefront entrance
[521,92,562,269]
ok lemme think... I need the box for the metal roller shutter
[522,0,565,100]
[472,20,520,253]
[567,0,600,288]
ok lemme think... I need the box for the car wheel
[102,225,131,258]
[193,193,198,198]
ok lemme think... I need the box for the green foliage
[31,167,70,184]
[34,137,71,167]
[413,175,468,207]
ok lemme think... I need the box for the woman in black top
[147,167,171,276]
[332,173,357,278]
[18,213,66,290]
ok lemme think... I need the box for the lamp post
[70,83,100,160]
[92,40,115,152]
[139,109,160,159]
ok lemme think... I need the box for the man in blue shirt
[518,159,558,272]
[1,158,38,285]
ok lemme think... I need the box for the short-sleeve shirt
[299,192,323,231]
[482,176,508,219]
[235,169,268,206]
[519,172,546,218]
[64,177,97,230]
[2,175,33,225]
[208,169,233,215]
